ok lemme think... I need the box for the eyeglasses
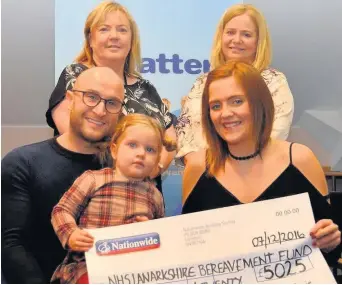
[72,90,124,114]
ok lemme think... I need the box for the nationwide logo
[95,233,160,256]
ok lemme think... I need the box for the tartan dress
[51,168,164,283]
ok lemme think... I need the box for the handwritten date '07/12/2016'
[252,230,306,249]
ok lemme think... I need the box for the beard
[69,113,113,144]
[80,131,108,143]
[71,123,108,143]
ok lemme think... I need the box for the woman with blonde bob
[176,4,294,167]
[46,1,176,192]
[182,61,341,266]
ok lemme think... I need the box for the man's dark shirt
[1,138,102,283]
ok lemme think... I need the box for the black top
[46,63,173,135]
[182,143,341,265]
[1,138,102,283]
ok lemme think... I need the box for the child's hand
[67,228,94,252]
[310,219,341,253]
[133,215,149,223]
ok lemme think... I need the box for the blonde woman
[176,4,294,167]
[46,1,176,192]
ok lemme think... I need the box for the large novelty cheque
[85,193,336,284]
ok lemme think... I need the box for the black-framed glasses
[72,90,124,114]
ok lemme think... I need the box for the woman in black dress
[182,60,341,264]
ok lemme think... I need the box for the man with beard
[1,67,124,283]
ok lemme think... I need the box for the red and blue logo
[95,233,160,256]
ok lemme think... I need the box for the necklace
[228,149,260,161]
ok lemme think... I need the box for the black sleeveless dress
[182,143,341,264]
